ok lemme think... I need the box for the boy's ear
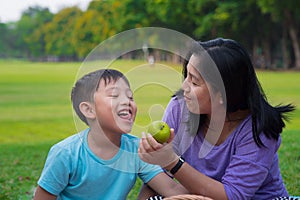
[79,102,96,119]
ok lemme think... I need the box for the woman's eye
[191,77,202,86]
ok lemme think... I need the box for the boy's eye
[109,93,119,97]
[126,90,134,100]
[128,95,134,100]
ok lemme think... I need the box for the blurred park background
[0,0,299,199]
[0,0,300,69]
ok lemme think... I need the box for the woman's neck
[204,109,250,145]
[225,109,250,122]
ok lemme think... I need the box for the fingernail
[141,132,146,138]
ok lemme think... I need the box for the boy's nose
[120,96,130,105]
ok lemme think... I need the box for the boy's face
[93,77,137,134]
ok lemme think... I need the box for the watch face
[180,157,185,162]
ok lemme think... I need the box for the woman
[139,38,295,200]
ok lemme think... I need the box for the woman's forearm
[171,162,228,200]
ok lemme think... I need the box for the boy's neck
[87,128,122,160]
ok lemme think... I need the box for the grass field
[0,60,299,199]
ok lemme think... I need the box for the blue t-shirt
[163,96,288,200]
[37,128,163,200]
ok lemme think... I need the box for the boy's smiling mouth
[118,109,133,121]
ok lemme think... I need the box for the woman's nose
[182,78,190,92]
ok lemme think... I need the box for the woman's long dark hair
[177,38,295,146]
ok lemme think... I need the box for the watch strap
[170,156,185,175]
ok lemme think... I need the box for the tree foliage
[23,7,53,58]
[0,0,299,68]
[257,0,300,68]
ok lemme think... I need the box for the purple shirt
[163,96,288,200]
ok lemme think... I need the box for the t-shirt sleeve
[138,159,163,184]
[222,121,280,199]
[37,144,72,195]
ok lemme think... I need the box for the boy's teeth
[119,111,129,116]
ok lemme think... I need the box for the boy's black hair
[71,69,130,125]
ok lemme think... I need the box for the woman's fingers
[139,132,178,167]
[146,133,163,150]
[139,133,157,164]
[141,132,163,151]
[167,128,175,143]
[141,132,153,151]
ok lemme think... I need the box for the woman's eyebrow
[188,72,200,81]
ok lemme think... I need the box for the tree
[189,0,280,69]
[23,6,53,59]
[44,6,82,60]
[144,0,210,40]
[258,0,300,69]
[72,0,123,59]
[14,14,34,57]
[0,23,11,57]
[0,0,299,68]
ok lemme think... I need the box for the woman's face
[182,55,213,115]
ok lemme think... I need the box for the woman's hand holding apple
[138,128,179,169]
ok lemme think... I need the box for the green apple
[147,121,171,144]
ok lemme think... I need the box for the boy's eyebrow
[105,86,131,92]
[105,86,119,91]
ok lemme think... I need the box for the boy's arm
[137,184,158,200]
[146,172,189,197]
[33,186,57,200]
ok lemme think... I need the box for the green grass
[0,60,299,199]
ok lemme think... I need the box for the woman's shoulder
[233,115,280,148]
[167,95,183,107]
[165,95,187,115]
[164,95,187,122]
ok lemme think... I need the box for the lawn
[0,60,299,199]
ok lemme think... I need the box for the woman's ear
[79,102,96,120]
[215,91,224,105]
[219,96,224,105]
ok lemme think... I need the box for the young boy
[33,69,188,200]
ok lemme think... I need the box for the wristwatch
[170,156,185,175]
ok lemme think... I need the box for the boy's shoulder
[122,133,139,140]
[121,133,141,151]
[51,129,87,152]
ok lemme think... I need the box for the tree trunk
[262,40,272,69]
[288,25,300,69]
[252,38,260,68]
[282,25,290,69]
[284,10,300,69]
